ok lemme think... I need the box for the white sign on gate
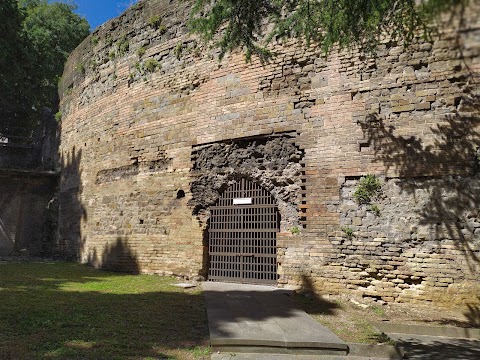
[233,197,252,205]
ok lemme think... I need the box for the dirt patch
[296,293,479,344]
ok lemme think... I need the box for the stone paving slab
[373,321,480,340]
[203,282,347,354]
[210,342,403,359]
[387,333,480,360]
[211,354,392,360]
[373,321,480,359]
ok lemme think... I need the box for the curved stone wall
[59,0,480,304]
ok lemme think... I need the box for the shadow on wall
[358,79,480,269]
[58,147,87,259]
[36,109,60,170]
[420,297,480,328]
[0,181,29,256]
[0,109,59,171]
[59,146,140,274]
[0,111,59,258]
[198,220,210,280]
[87,237,140,274]
[464,298,480,327]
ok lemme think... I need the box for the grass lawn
[295,293,386,344]
[296,291,476,344]
[0,262,210,360]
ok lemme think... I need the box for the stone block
[415,102,431,111]
[311,75,328,88]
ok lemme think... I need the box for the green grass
[295,294,388,344]
[0,262,210,360]
[371,305,386,317]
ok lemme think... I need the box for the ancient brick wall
[331,176,479,305]
[0,114,59,259]
[0,171,58,257]
[0,110,59,171]
[58,0,479,303]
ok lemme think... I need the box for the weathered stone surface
[57,0,480,305]
[336,176,480,305]
[190,136,304,230]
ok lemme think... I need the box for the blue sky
[73,0,138,31]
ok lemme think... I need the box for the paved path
[387,333,480,359]
[203,282,479,359]
[203,282,347,355]
[374,322,480,360]
[211,354,392,360]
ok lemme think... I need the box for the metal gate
[208,178,279,284]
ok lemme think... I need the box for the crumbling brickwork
[190,134,305,230]
[58,0,479,304]
[331,175,480,305]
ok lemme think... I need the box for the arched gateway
[208,179,279,284]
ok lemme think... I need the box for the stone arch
[189,133,305,233]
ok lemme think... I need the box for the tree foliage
[0,0,32,132]
[21,0,90,108]
[0,0,89,133]
[189,0,468,61]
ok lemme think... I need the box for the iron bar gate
[208,178,279,284]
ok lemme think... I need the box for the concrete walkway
[374,322,480,360]
[203,282,479,359]
[202,282,348,355]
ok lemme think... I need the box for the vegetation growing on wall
[341,226,355,239]
[137,46,146,58]
[290,226,301,235]
[353,175,382,216]
[148,14,162,29]
[189,0,468,61]
[353,175,381,205]
[144,58,160,73]
[130,58,161,82]
[174,42,183,59]
[116,36,130,56]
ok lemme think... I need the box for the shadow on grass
[465,300,480,328]
[395,338,480,360]
[421,297,480,328]
[0,262,209,360]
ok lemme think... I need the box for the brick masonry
[58,0,479,304]
[0,171,58,257]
